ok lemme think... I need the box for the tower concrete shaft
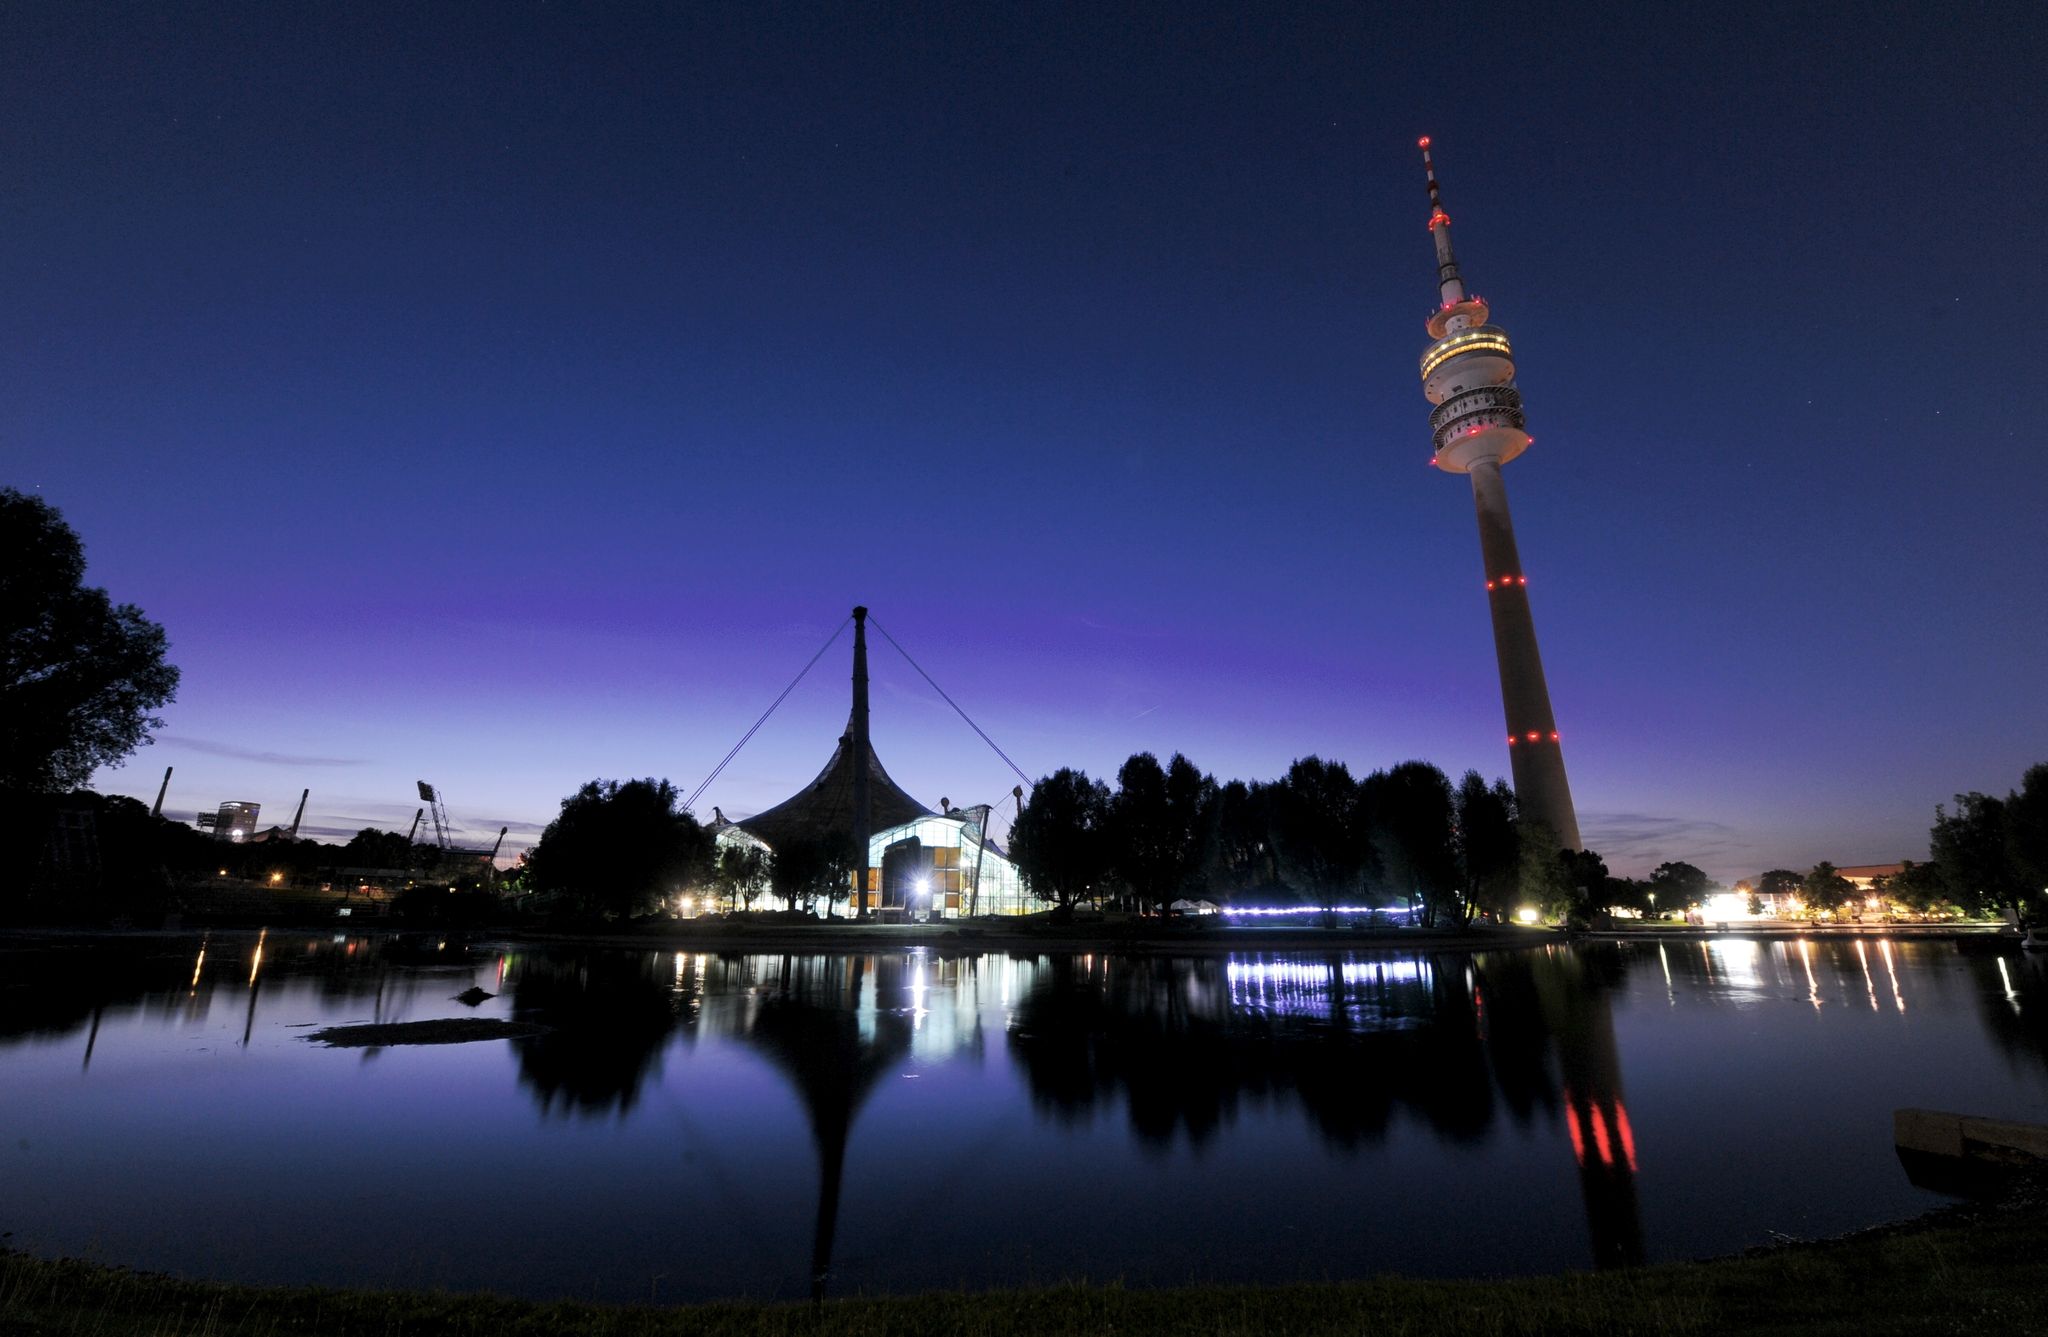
[1415,138,1582,851]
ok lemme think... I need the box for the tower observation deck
[1416,138,1582,852]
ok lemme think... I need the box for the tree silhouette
[526,778,712,919]
[1010,767,1114,912]
[1266,756,1372,913]
[1932,791,2022,919]
[1109,752,1215,914]
[715,842,770,911]
[1364,761,1459,925]
[768,832,857,914]
[1454,771,1519,925]
[0,488,179,792]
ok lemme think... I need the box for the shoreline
[2,1184,2042,1335]
[0,918,2015,958]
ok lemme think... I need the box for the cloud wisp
[165,736,367,768]
[1579,810,1756,871]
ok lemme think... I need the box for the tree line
[1010,752,1595,925]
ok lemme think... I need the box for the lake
[2,931,2045,1303]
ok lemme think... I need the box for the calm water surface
[2,932,2046,1302]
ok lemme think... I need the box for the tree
[1,488,180,792]
[1561,847,1613,918]
[715,842,770,912]
[1109,752,1215,915]
[1364,761,1459,926]
[815,833,860,917]
[766,832,856,914]
[1202,778,1274,901]
[1647,861,1715,913]
[1453,771,1518,926]
[1931,792,2019,918]
[1607,876,1654,916]
[1802,861,1856,917]
[1010,768,1114,913]
[1267,756,1372,915]
[2005,764,2048,914]
[338,827,414,869]
[1515,820,1575,921]
[1878,859,1950,917]
[1755,869,1803,908]
[526,778,712,919]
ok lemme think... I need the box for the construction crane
[416,782,453,851]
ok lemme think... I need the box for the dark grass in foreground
[5,1201,2046,1337]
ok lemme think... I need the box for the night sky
[6,4,2043,881]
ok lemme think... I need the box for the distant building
[1836,863,1906,893]
[1734,863,1911,918]
[715,737,1030,919]
[196,801,261,842]
[712,609,1031,919]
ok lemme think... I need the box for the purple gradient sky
[5,4,2044,881]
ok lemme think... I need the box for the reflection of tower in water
[1528,949,1645,1268]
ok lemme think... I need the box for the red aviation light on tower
[1418,136,1431,149]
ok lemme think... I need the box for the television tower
[1415,137,1582,851]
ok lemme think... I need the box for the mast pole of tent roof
[850,606,871,916]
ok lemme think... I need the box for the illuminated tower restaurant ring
[1416,137,1582,851]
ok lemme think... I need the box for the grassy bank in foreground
[4,1199,2045,1337]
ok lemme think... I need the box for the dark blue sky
[6,3,2043,880]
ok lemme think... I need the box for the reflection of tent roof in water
[736,724,932,849]
[741,956,913,1301]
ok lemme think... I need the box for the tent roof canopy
[737,729,932,850]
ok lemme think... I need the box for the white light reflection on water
[1877,940,1906,1014]
[1999,957,2022,1014]
[908,949,928,1030]
[1854,940,1880,1011]
[1704,938,1761,994]
[1798,939,1822,1009]
[1224,956,1433,1019]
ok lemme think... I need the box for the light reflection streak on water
[1705,938,1761,994]
[1877,940,1906,1013]
[910,952,928,1030]
[1998,957,2021,1014]
[1657,944,1673,1004]
[189,945,206,994]
[1853,940,1879,1011]
[247,929,267,987]
[1224,957,1432,1016]
[1797,939,1821,1010]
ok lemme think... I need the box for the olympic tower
[1415,137,1582,851]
